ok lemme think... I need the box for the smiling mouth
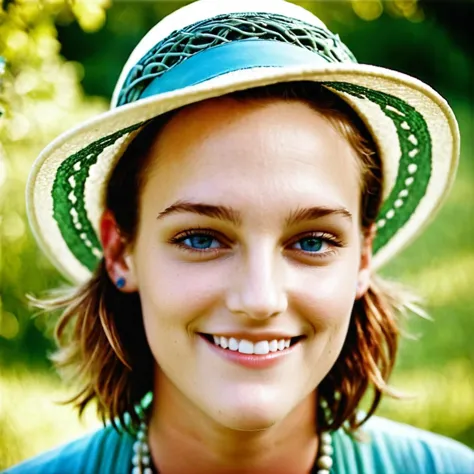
[199,333,305,355]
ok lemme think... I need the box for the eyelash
[169,228,344,258]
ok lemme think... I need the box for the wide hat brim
[27,59,459,284]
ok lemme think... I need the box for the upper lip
[199,332,304,343]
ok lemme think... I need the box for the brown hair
[36,82,418,435]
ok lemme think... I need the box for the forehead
[142,97,361,217]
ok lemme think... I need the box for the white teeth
[228,337,239,351]
[238,339,254,354]
[254,340,270,355]
[210,335,294,354]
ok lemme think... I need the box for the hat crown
[111,0,344,107]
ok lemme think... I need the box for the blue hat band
[139,39,331,99]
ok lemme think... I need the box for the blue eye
[172,230,339,256]
[293,236,326,252]
[181,234,220,249]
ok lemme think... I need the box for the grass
[0,369,100,470]
[377,359,474,446]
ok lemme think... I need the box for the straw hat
[26,0,459,284]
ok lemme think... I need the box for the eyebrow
[157,200,352,226]
[157,200,242,226]
[285,206,352,226]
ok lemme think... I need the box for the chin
[208,395,288,432]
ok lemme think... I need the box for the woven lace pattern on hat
[117,12,357,106]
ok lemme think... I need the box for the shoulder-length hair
[35,82,419,434]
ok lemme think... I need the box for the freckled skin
[103,97,373,473]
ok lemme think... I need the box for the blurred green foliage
[1,0,473,468]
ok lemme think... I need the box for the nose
[226,248,288,320]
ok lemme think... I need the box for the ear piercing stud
[116,277,126,289]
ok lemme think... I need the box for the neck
[147,370,320,474]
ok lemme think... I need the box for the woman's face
[122,97,372,431]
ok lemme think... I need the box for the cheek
[293,258,358,322]
[134,244,227,336]
[291,262,357,370]
[134,253,230,386]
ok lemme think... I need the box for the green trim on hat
[52,122,144,272]
[324,82,431,253]
[50,83,430,272]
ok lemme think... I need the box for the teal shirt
[4,416,474,474]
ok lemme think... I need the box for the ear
[99,209,138,293]
[355,224,376,300]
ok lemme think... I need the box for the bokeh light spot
[0,311,20,339]
[351,0,383,21]
[3,212,26,241]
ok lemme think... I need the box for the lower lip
[200,335,302,369]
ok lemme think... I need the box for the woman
[6,1,473,473]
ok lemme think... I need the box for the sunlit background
[0,0,473,469]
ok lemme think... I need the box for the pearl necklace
[131,421,334,474]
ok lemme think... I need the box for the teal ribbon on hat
[139,39,331,99]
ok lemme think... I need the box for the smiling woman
[97,83,386,436]
[6,0,474,473]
